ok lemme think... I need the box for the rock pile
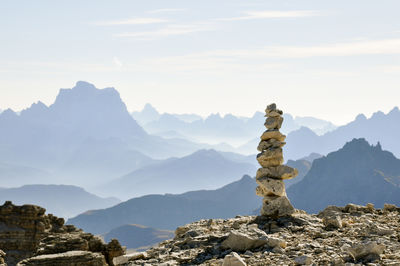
[256,103,298,217]
[114,203,400,265]
[0,201,125,266]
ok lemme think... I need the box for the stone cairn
[256,103,298,217]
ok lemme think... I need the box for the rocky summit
[0,201,125,266]
[256,103,298,217]
[113,203,400,265]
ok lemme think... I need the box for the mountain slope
[102,149,258,199]
[0,184,120,218]
[68,175,260,234]
[288,138,400,213]
[103,224,174,250]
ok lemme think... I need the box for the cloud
[93,17,168,26]
[216,10,319,21]
[147,8,186,14]
[113,57,123,68]
[115,23,213,40]
[196,38,400,58]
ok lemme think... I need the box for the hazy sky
[1,0,399,125]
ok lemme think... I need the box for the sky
[0,0,399,125]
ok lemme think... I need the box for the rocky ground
[115,203,400,266]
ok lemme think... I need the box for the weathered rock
[221,231,268,252]
[256,165,298,180]
[261,196,295,217]
[265,103,276,112]
[222,252,246,266]
[266,237,287,249]
[322,215,342,230]
[16,251,107,266]
[256,177,285,197]
[260,130,286,142]
[113,252,147,265]
[256,149,283,167]
[383,203,399,212]
[0,250,5,266]
[347,241,385,263]
[257,139,286,151]
[264,116,283,130]
[0,201,125,266]
[294,255,312,265]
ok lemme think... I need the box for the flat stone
[256,149,283,167]
[256,166,298,180]
[265,110,283,117]
[222,252,247,266]
[264,116,284,130]
[221,231,268,252]
[257,139,286,151]
[256,177,285,197]
[260,130,286,142]
[261,196,295,217]
[113,252,147,265]
[16,251,107,266]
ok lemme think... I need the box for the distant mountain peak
[355,113,367,121]
[389,106,399,115]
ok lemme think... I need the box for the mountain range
[132,103,337,148]
[100,149,257,199]
[0,184,120,218]
[288,138,400,213]
[68,175,260,234]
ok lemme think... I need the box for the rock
[383,203,398,212]
[113,252,147,265]
[257,139,286,151]
[256,149,283,167]
[347,241,385,263]
[322,216,342,230]
[256,166,298,180]
[266,237,287,249]
[221,231,268,252]
[261,196,295,217]
[256,177,286,197]
[222,252,247,266]
[264,116,283,130]
[294,255,312,265]
[265,103,276,112]
[16,251,107,266]
[0,201,124,265]
[260,130,286,142]
[0,250,5,266]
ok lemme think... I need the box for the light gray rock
[222,252,247,266]
[16,251,107,266]
[113,252,147,265]
[322,216,342,230]
[221,231,268,252]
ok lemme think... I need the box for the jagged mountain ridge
[288,138,400,213]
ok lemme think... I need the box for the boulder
[260,130,286,142]
[256,166,298,180]
[221,231,268,252]
[222,252,247,266]
[113,252,147,265]
[261,196,295,217]
[294,255,312,265]
[256,177,285,197]
[322,216,342,230]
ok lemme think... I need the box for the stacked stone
[256,103,298,217]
